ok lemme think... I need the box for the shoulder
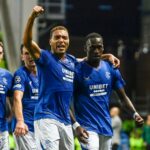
[40,49,53,56]
[41,49,49,53]
[0,68,11,74]
[102,60,113,69]
[75,60,84,68]
[75,61,85,75]
[0,68,13,87]
[14,66,26,76]
[0,68,13,78]
[13,66,28,82]
[102,60,120,74]
[66,54,77,63]
[37,49,51,59]
[37,49,53,65]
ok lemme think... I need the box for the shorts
[0,131,9,150]
[13,131,37,150]
[81,131,112,150]
[34,118,74,150]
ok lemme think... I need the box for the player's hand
[75,126,89,144]
[14,120,29,136]
[134,114,144,127]
[32,5,44,18]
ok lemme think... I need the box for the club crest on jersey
[105,72,110,79]
[15,76,21,83]
[2,77,7,85]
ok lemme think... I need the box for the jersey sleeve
[112,68,126,90]
[67,54,78,64]
[13,70,25,92]
[6,72,13,97]
[35,49,52,66]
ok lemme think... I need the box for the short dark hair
[50,26,68,39]
[85,32,103,43]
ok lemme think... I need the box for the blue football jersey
[74,60,125,136]
[34,50,77,125]
[12,66,39,132]
[0,68,13,132]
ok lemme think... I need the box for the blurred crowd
[106,39,150,61]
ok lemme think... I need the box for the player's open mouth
[57,45,65,48]
[57,45,66,51]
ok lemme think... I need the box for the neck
[54,53,66,60]
[26,66,37,75]
[86,59,100,68]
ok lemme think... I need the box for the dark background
[39,0,142,49]
[66,0,141,38]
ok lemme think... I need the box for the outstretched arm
[116,88,144,126]
[23,5,44,59]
